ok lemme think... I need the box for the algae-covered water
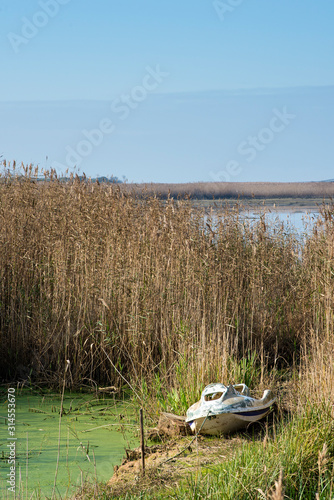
[0,390,138,498]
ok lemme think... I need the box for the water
[0,391,138,498]
[244,209,319,234]
[204,207,321,240]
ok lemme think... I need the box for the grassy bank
[1,166,334,498]
[95,405,334,500]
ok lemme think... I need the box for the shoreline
[121,181,334,203]
[190,198,326,211]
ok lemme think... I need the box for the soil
[107,433,245,498]
[105,407,282,498]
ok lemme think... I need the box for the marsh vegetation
[124,180,334,202]
[1,165,334,498]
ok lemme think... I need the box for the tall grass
[0,165,333,415]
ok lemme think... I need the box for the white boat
[185,383,276,435]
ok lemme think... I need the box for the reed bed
[0,166,333,401]
[123,180,334,200]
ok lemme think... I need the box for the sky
[0,0,333,183]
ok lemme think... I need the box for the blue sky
[1,0,333,182]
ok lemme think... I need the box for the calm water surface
[205,208,321,237]
[244,209,319,234]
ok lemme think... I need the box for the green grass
[102,402,334,500]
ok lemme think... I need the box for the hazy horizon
[1,85,333,184]
[1,1,333,183]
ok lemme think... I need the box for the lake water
[244,209,320,234]
[0,391,138,499]
[204,207,321,238]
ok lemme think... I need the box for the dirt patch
[107,434,244,497]
[103,410,280,498]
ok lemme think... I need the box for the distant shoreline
[122,181,334,210]
[189,198,325,212]
[3,176,332,210]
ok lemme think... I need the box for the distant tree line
[58,175,124,184]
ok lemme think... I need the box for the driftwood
[97,386,117,393]
[147,412,191,440]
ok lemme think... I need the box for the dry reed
[0,165,333,417]
[122,180,334,200]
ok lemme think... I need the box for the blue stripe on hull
[232,408,269,417]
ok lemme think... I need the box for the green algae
[0,390,138,498]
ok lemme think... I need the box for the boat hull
[188,405,272,435]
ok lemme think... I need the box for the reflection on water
[0,391,138,498]
[243,209,319,234]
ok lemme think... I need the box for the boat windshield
[204,392,224,401]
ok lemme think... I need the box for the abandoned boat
[185,383,276,435]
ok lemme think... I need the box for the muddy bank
[105,408,280,498]
[107,434,244,497]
